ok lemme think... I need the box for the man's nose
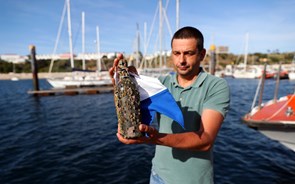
[179,53,186,63]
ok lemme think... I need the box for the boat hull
[47,71,112,89]
[289,72,295,80]
[260,129,295,152]
[242,118,295,152]
[242,95,295,152]
[47,78,112,88]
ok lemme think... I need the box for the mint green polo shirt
[152,68,230,184]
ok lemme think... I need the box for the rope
[265,93,295,121]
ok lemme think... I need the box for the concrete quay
[0,72,72,80]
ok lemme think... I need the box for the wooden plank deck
[28,86,114,96]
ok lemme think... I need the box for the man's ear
[200,48,206,61]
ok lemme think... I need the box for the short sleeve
[203,78,230,118]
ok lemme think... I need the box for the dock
[28,86,113,96]
[26,45,114,97]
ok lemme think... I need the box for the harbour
[1,0,295,183]
[0,78,295,183]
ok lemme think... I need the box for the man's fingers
[113,53,123,68]
[139,124,157,134]
[108,67,115,85]
[116,132,144,144]
[109,53,124,85]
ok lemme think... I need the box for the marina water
[0,78,295,184]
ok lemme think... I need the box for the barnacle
[114,60,142,138]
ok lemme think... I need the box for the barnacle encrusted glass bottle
[114,59,142,138]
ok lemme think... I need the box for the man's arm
[117,109,224,152]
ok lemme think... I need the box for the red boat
[242,64,295,152]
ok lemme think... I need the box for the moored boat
[11,77,19,81]
[46,0,111,89]
[242,64,295,152]
[47,70,112,88]
[288,54,295,80]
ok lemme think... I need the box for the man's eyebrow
[172,50,196,53]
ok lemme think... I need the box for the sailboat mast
[135,23,140,68]
[243,32,249,71]
[143,22,147,69]
[49,0,67,73]
[176,0,180,30]
[82,11,85,70]
[96,26,101,72]
[159,0,163,68]
[66,0,74,68]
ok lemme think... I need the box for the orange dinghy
[243,95,295,124]
[242,64,295,152]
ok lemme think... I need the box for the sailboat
[137,0,175,78]
[10,63,19,81]
[232,33,263,79]
[47,0,111,88]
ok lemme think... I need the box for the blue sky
[0,0,295,56]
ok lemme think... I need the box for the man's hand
[116,124,161,145]
[108,53,139,85]
[108,53,123,85]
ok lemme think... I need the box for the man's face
[171,38,205,77]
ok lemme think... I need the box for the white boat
[47,71,112,88]
[289,72,295,80]
[223,65,234,77]
[47,0,111,89]
[214,70,225,78]
[288,55,295,80]
[233,64,262,79]
[11,77,19,81]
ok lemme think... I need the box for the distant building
[0,54,28,63]
[35,52,117,60]
[59,53,77,59]
[216,46,229,54]
[0,52,127,63]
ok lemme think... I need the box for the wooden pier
[28,86,113,96]
[26,45,114,97]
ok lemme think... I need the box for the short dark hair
[171,26,204,51]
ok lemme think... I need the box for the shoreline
[0,72,72,80]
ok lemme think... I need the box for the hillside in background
[0,52,294,74]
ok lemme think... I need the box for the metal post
[274,62,281,103]
[258,63,267,109]
[29,45,39,91]
[209,45,216,75]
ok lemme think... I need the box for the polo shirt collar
[172,67,207,89]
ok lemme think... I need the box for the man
[109,26,230,184]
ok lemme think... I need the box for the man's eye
[187,51,196,56]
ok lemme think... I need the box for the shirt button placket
[179,90,185,105]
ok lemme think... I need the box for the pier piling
[209,44,216,75]
[29,45,39,92]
